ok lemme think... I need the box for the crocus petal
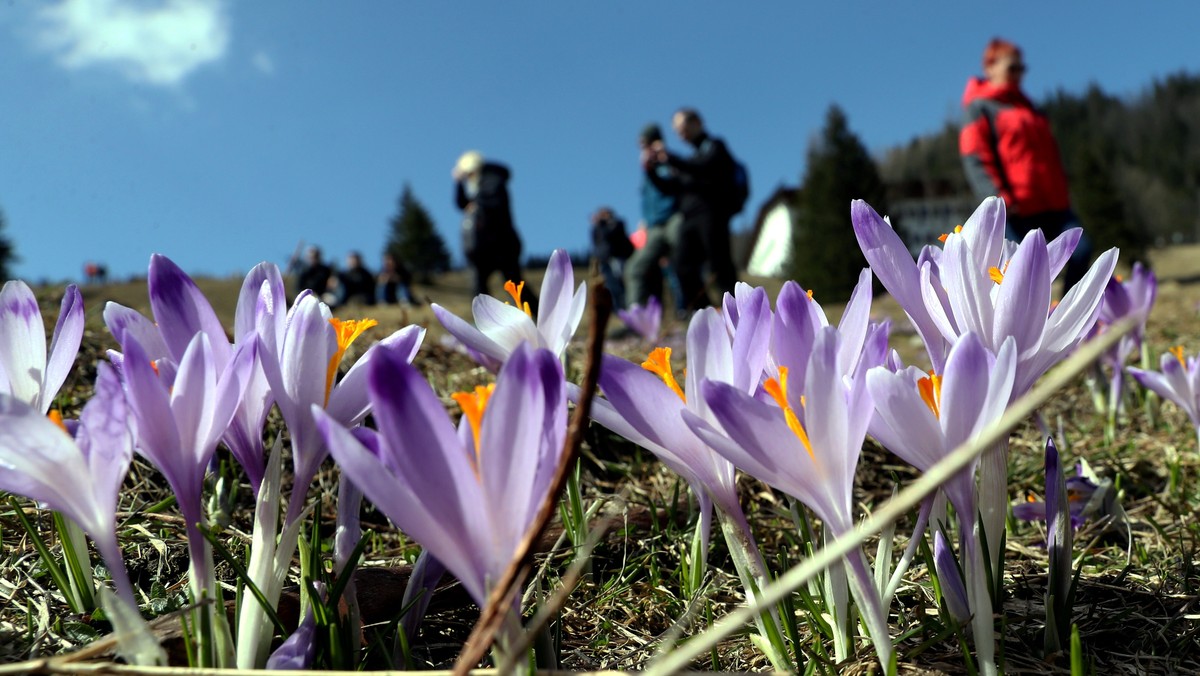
[1041,248,1119,354]
[235,263,287,345]
[865,366,945,470]
[103,303,169,363]
[597,355,692,454]
[478,345,546,569]
[0,395,96,531]
[42,285,85,413]
[1046,228,1083,281]
[933,530,971,623]
[959,196,1006,273]
[121,335,183,484]
[836,270,872,371]
[0,281,48,406]
[431,303,510,369]
[326,326,425,426]
[684,309,734,421]
[80,362,134,508]
[148,254,231,369]
[851,200,944,363]
[536,249,585,355]
[992,230,1051,359]
[366,348,484,554]
[473,295,541,353]
[728,286,772,395]
[940,235,994,348]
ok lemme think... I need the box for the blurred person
[292,245,333,301]
[590,206,634,309]
[453,150,533,310]
[625,123,683,309]
[378,252,415,305]
[960,37,1093,291]
[645,108,740,312]
[335,251,376,307]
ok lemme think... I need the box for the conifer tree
[788,105,887,296]
[386,184,450,282]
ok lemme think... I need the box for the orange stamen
[988,260,1011,285]
[452,383,494,470]
[504,280,532,317]
[938,224,964,243]
[48,410,69,434]
[325,318,378,405]
[806,289,814,300]
[763,367,814,460]
[918,371,942,419]
[641,347,685,402]
[1115,274,1124,283]
[1170,345,1187,367]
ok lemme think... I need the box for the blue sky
[2,1,1198,284]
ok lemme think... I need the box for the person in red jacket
[960,38,1091,290]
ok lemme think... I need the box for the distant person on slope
[452,151,532,305]
[590,206,634,309]
[625,123,683,312]
[644,108,740,313]
[960,37,1092,291]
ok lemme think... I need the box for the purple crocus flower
[0,363,137,606]
[616,296,662,342]
[317,342,565,608]
[104,256,284,492]
[120,330,252,602]
[0,280,84,414]
[866,333,1015,673]
[866,333,1017,542]
[259,291,425,523]
[691,326,893,667]
[1012,463,1102,531]
[1129,346,1200,450]
[589,290,772,556]
[853,197,1118,393]
[933,530,970,624]
[432,248,585,370]
[1090,263,1157,415]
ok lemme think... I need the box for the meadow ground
[3,246,1200,674]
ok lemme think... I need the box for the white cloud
[35,0,230,87]
[251,50,274,76]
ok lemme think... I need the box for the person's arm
[664,137,727,192]
[454,180,470,210]
[960,102,1014,209]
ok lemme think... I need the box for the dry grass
[4,248,1200,673]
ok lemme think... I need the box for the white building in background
[744,187,801,278]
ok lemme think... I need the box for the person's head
[982,38,1025,87]
[672,108,704,144]
[305,246,322,264]
[639,123,663,149]
[453,150,484,180]
[592,207,614,225]
[346,251,363,269]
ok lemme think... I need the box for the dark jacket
[456,162,522,263]
[959,77,1071,216]
[647,133,735,218]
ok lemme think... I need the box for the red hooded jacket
[959,77,1071,216]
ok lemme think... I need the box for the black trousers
[671,210,738,312]
[1006,209,1093,293]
